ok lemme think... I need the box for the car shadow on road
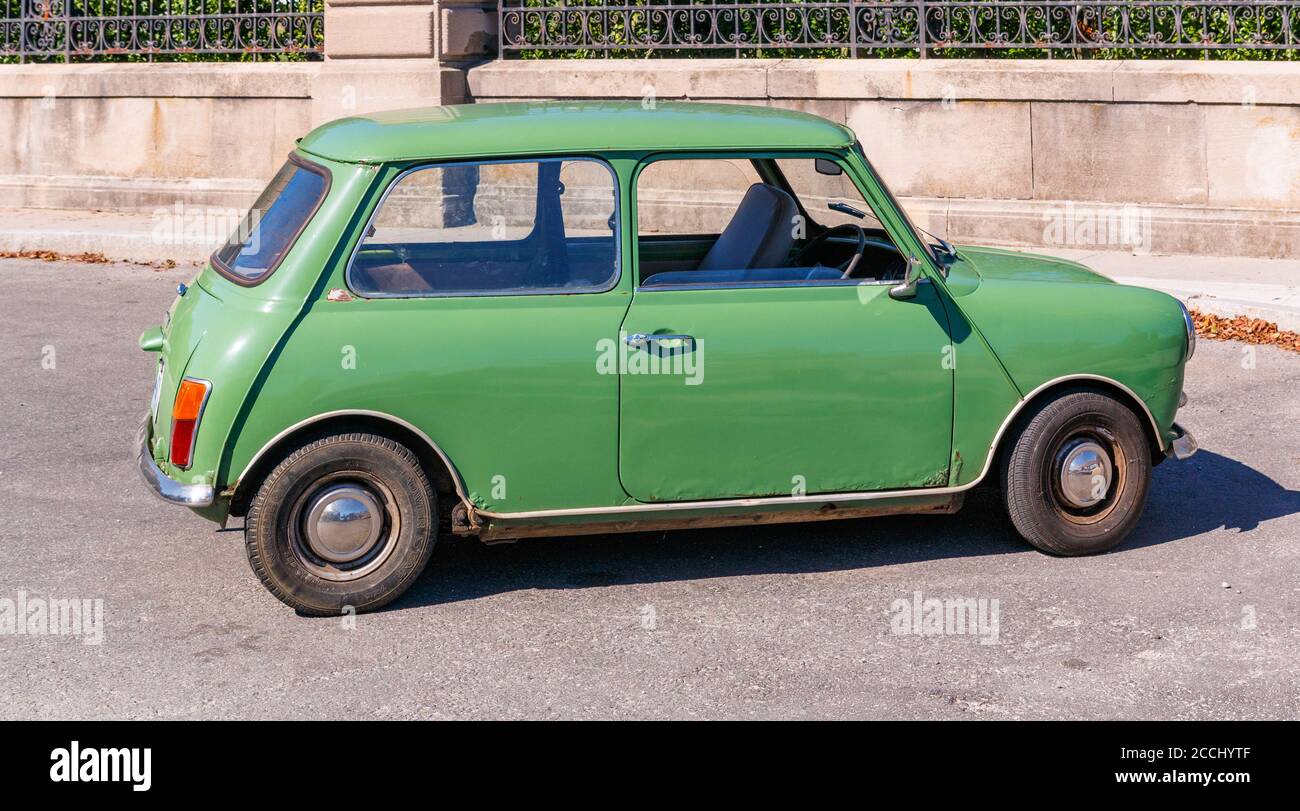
[389,448,1300,611]
[1124,449,1300,549]
[392,489,1019,609]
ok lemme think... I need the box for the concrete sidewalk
[0,206,216,266]
[2,206,1297,330]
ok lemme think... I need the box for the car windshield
[852,141,937,264]
[213,157,329,283]
[775,157,885,231]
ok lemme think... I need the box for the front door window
[634,155,909,289]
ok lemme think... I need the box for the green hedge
[506,0,1300,60]
[1,0,324,62]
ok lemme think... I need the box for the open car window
[774,158,886,232]
[348,157,619,298]
[635,155,907,288]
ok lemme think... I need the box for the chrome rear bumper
[138,420,214,507]
[1168,422,1198,461]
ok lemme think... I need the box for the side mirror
[889,258,923,301]
[814,158,843,176]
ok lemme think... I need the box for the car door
[617,155,954,503]
[317,156,632,514]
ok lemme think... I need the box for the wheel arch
[985,374,1167,485]
[227,410,470,518]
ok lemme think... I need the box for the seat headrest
[696,183,798,273]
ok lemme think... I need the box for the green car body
[138,102,1197,610]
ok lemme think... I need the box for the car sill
[473,373,1170,522]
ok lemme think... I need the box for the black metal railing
[499,0,1300,58]
[1,0,324,61]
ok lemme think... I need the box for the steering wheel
[792,223,867,279]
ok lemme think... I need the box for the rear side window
[348,157,619,297]
[212,156,330,284]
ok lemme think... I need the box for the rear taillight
[170,378,211,470]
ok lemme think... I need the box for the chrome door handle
[625,333,695,347]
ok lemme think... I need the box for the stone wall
[0,0,494,212]
[0,63,315,210]
[0,35,1296,257]
[468,59,1300,259]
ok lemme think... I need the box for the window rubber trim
[210,151,333,288]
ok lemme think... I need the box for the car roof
[296,101,856,164]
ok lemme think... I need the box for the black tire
[245,433,436,615]
[1000,391,1151,556]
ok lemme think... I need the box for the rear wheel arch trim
[231,409,472,508]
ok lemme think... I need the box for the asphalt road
[1,258,1298,720]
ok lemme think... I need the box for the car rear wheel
[1000,391,1151,556]
[245,433,436,615]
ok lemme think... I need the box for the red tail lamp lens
[170,378,210,469]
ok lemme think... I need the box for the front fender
[952,277,1188,445]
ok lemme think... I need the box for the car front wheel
[1000,391,1151,556]
[245,432,437,615]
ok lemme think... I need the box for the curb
[0,231,213,265]
[0,208,215,264]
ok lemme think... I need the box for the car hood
[953,245,1116,285]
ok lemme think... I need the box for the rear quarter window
[212,155,330,284]
[347,157,619,298]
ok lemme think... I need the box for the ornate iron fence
[499,0,1300,57]
[1,0,324,61]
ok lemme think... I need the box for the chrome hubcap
[1056,439,1113,509]
[304,484,383,564]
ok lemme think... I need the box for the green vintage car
[138,101,1198,614]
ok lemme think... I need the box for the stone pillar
[311,0,498,126]
[437,0,499,61]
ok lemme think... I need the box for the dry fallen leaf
[0,249,110,264]
[0,249,177,270]
[1191,308,1300,354]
